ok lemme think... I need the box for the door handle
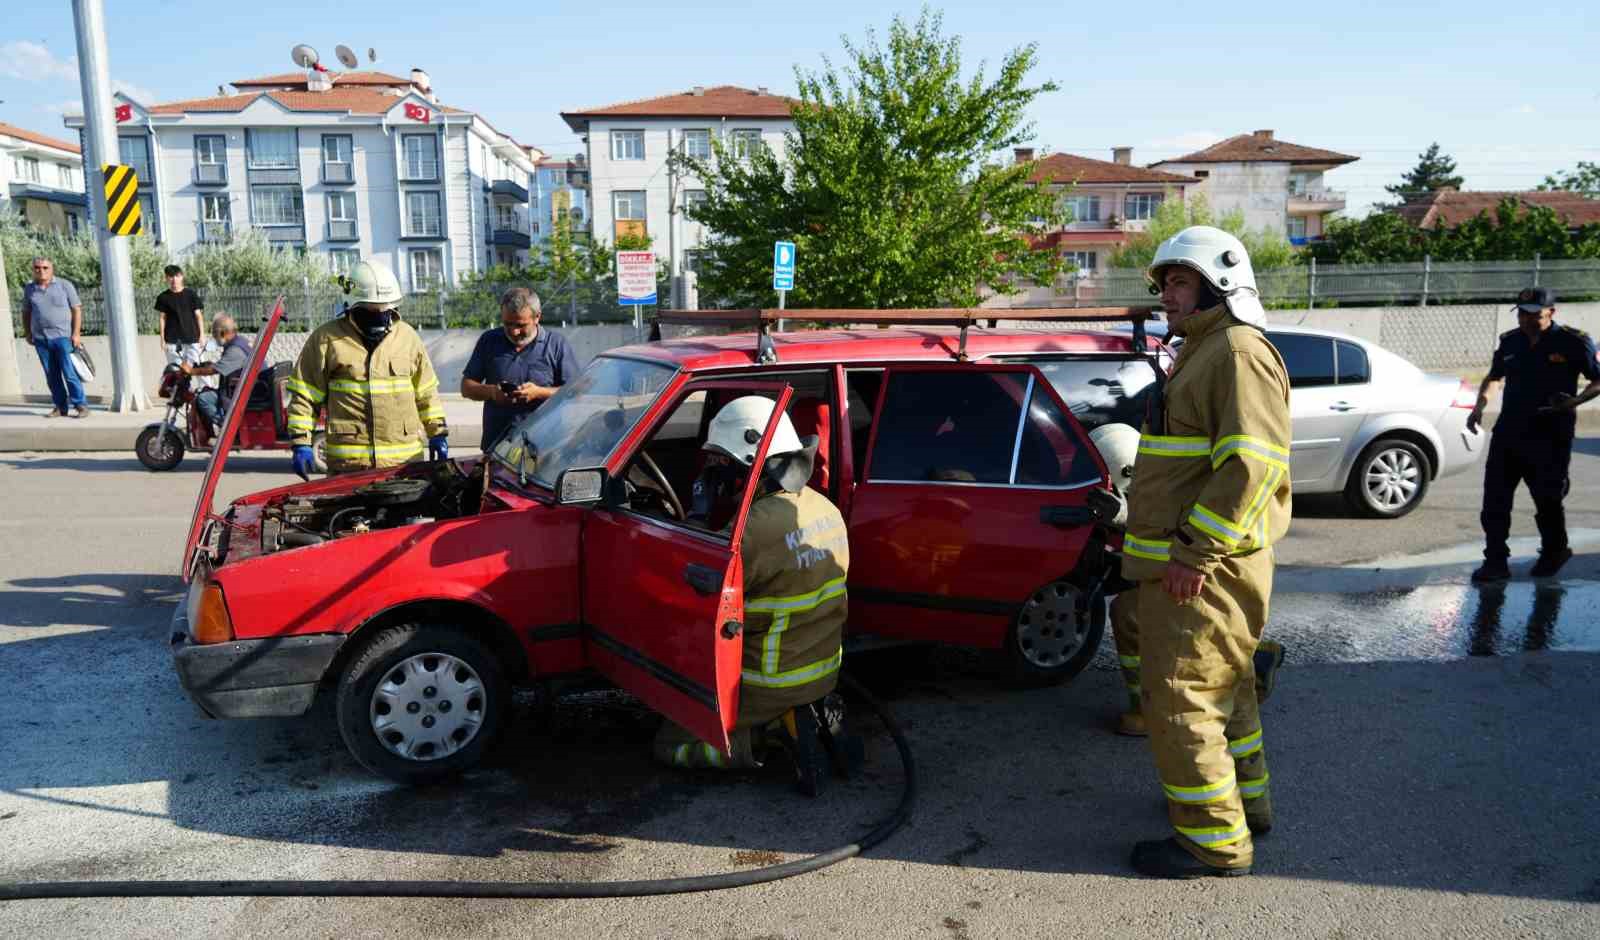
[1329,401,1357,412]
[1041,505,1096,527]
[684,563,721,595]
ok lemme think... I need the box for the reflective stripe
[700,742,727,768]
[673,743,692,767]
[285,377,325,404]
[1138,435,1211,458]
[742,646,843,689]
[1189,504,1249,547]
[1119,654,1141,669]
[328,377,413,395]
[749,576,848,677]
[285,415,315,432]
[1228,729,1263,758]
[415,376,439,396]
[1212,435,1290,471]
[1125,681,1141,695]
[1176,818,1250,848]
[1124,536,1171,562]
[325,440,425,460]
[419,406,447,421]
[1163,774,1237,804]
[1240,773,1270,799]
[1240,463,1285,531]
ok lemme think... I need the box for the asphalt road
[1,450,1598,938]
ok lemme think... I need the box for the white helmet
[341,260,404,311]
[1147,225,1265,327]
[704,396,803,466]
[1089,422,1140,487]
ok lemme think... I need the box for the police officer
[1468,287,1600,582]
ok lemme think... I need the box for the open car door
[181,296,285,581]
[582,380,795,752]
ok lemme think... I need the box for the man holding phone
[461,288,581,452]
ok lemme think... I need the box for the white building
[530,156,589,249]
[1150,130,1358,244]
[1,122,87,235]
[63,69,541,290]
[561,85,797,301]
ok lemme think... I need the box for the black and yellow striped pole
[101,164,142,236]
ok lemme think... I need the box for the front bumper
[170,600,345,719]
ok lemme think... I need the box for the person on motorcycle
[180,314,252,433]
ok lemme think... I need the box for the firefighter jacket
[1121,304,1292,581]
[736,483,850,723]
[285,315,447,472]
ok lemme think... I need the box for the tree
[1106,193,1299,271]
[177,227,331,289]
[1385,142,1463,203]
[1538,161,1600,196]
[673,8,1065,308]
[2,209,169,292]
[1306,197,1600,264]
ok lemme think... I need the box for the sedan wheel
[1345,439,1431,519]
[369,652,487,762]
[1006,577,1105,686]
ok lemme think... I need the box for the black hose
[0,675,915,902]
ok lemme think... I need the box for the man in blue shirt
[1467,287,1600,582]
[461,288,581,451]
[19,256,88,419]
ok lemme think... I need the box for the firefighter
[285,261,449,477]
[652,396,856,795]
[1118,226,1291,879]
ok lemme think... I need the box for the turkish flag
[404,103,431,123]
[115,104,132,123]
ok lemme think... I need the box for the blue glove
[292,444,315,481]
[428,435,449,461]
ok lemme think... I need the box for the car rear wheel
[1345,438,1431,518]
[1006,577,1105,686]
[336,624,508,784]
[135,425,185,471]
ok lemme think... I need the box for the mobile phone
[499,381,518,395]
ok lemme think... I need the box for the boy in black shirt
[155,264,205,364]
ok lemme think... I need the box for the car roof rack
[648,306,1161,363]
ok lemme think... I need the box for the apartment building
[1022,147,1199,276]
[1150,130,1358,243]
[1,122,87,234]
[63,69,540,289]
[560,85,796,295]
[530,156,590,249]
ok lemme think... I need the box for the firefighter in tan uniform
[1115,226,1291,879]
[285,261,449,476]
[652,396,856,795]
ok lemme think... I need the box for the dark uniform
[1480,323,1600,562]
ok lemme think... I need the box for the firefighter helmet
[704,396,803,466]
[1089,422,1140,488]
[1147,225,1266,327]
[340,260,404,311]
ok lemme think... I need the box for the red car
[172,303,1165,783]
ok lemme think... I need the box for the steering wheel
[633,450,685,521]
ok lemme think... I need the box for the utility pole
[72,0,147,411]
[0,237,21,397]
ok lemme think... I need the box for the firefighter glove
[291,445,315,482]
[428,434,450,461]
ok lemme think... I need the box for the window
[321,134,353,183]
[495,204,518,229]
[682,189,708,218]
[1336,341,1370,385]
[1123,193,1163,221]
[613,190,646,221]
[409,248,443,288]
[1023,357,1158,432]
[327,192,357,240]
[136,193,157,234]
[1015,383,1099,487]
[682,129,712,159]
[1063,251,1097,276]
[611,130,644,161]
[1193,170,1210,179]
[1286,216,1308,241]
[57,163,77,189]
[1064,194,1101,223]
[199,194,230,241]
[406,191,442,236]
[246,128,297,169]
[251,185,303,225]
[14,156,39,182]
[68,213,81,234]
[193,135,225,183]
[730,129,762,160]
[547,168,567,186]
[117,137,151,180]
[869,371,1030,484]
[402,134,438,180]
[328,248,360,277]
[1266,333,1336,389]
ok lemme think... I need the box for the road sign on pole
[102,164,142,235]
[772,241,795,292]
[616,250,657,306]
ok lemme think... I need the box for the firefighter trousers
[1136,549,1275,869]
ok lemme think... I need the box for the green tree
[177,227,331,289]
[1307,197,1600,263]
[673,8,1065,308]
[2,210,169,290]
[1385,142,1464,203]
[1537,161,1600,196]
[1106,193,1299,271]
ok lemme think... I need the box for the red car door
[846,363,1108,648]
[582,380,795,751]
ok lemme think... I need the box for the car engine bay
[259,461,488,553]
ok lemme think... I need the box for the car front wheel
[1005,577,1105,686]
[1345,438,1431,518]
[335,624,508,784]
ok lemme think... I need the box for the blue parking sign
[772,241,796,292]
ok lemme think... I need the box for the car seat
[788,398,832,493]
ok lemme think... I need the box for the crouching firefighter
[285,260,449,478]
[652,396,863,795]
[1114,225,1291,879]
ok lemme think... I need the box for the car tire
[1344,438,1431,519]
[135,425,185,471]
[335,624,509,785]
[1005,577,1105,687]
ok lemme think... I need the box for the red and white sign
[616,251,657,306]
[114,103,132,123]
[403,102,431,123]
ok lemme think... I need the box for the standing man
[285,260,448,478]
[180,314,252,432]
[460,288,580,451]
[19,256,88,419]
[1118,226,1291,879]
[1468,287,1600,582]
[155,264,205,365]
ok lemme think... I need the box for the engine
[260,462,485,553]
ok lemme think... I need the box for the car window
[1015,383,1102,487]
[1336,341,1370,385]
[1023,357,1157,431]
[1267,333,1336,389]
[869,371,1026,483]
[846,370,883,473]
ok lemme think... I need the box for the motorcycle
[135,361,326,472]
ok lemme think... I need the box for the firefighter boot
[771,706,828,797]
[1117,698,1147,737]
[1131,838,1251,880]
[815,693,865,780]
[1253,639,1285,704]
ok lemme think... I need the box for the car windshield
[490,356,676,490]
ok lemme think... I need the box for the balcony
[327,220,358,241]
[492,228,530,249]
[491,179,529,203]
[197,221,231,243]
[1288,188,1346,214]
[194,163,226,186]
[322,162,354,185]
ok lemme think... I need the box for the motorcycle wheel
[135,425,185,471]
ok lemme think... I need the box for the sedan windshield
[490,356,675,489]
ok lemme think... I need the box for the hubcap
[1364,448,1420,511]
[370,652,486,762]
[1015,581,1089,669]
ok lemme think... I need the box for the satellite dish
[290,44,320,69]
[335,45,359,70]
[367,47,378,63]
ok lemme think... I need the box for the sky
[2,0,1595,217]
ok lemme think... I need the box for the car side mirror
[555,466,609,506]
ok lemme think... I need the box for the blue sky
[3,0,1595,216]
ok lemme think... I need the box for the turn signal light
[193,583,234,645]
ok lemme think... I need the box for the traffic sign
[772,241,795,292]
[102,164,142,236]
[616,250,657,306]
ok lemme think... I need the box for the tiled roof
[231,70,411,88]
[1157,132,1357,166]
[1028,152,1195,186]
[147,88,465,116]
[562,85,798,129]
[1391,190,1600,229]
[0,121,80,155]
